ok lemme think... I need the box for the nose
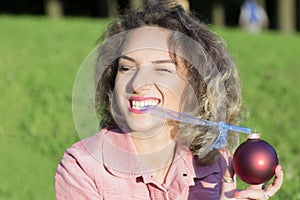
[130,67,152,93]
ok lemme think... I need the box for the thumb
[220,150,236,199]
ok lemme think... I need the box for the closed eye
[118,65,135,72]
[155,66,174,73]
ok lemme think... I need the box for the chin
[127,120,166,137]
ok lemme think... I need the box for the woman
[55,1,283,199]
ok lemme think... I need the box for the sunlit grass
[0,15,299,199]
[0,15,109,199]
[217,27,300,199]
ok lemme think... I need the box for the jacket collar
[84,129,221,184]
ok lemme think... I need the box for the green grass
[0,15,299,199]
[217,27,300,199]
[0,15,109,199]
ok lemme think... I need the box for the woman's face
[113,27,187,135]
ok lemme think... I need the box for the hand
[235,165,284,199]
[221,161,283,199]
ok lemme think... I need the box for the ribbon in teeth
[149,106,252,152]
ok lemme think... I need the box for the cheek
[166,92,181,108]
[156,75,187,93]
[161,81,187,110]
[169,79,187,98]
[114,74,130,93]
[113,76,128,107]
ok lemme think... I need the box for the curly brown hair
[95,0,243,165]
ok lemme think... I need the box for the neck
[131,126,177,181]
[131,125,176,154]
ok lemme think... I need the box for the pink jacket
[55,129,231,199]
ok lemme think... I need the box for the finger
[223,165,234,180]
[235,189,268,200]
[265,165,284,196]
[221,175,237,199]
[222,166,236,188]
[247,184,264,190]
[220,149,235,178]
[237,165,284,199]
[220,149,236,199]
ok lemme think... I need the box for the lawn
[0,15,299,199]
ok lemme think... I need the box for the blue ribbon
[150,107,252,151]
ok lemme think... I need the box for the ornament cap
[247,133,261,139]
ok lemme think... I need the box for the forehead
[121,26,171,54]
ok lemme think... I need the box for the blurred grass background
[0,15,299,199]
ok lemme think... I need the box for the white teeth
[131,99,159,110]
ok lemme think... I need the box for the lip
[128,96,160,114]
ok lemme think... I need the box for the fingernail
[277,165,282,172]
[235,192,240,197]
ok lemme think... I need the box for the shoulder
[65,129,108,156]
[55,129,114,182]
[55,130,114,198]
[59,128,129,168]
[58,130,108,169]
[63,128,126,161]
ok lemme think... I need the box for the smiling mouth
[129,98,160,113]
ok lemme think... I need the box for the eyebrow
[152,59,174,64]
[119,55,137,64]
[119,55,174,64]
